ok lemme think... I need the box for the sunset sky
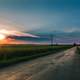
[0,0,80,33]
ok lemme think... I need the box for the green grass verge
[0,45,73,68]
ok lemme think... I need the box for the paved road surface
[0,47,79,80]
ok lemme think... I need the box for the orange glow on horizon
[0,29,16,44]
[0,29,39,44]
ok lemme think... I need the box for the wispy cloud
[0,29,39,38]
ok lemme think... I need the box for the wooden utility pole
[50,34,53,46]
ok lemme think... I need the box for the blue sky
[0,0,80,33]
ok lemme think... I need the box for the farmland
[0,44,73,68]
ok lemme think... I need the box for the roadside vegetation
[76,46,80,54]
[0,44,73,68]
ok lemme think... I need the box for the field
[0,44,73,68]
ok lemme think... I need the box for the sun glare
[0,34,6,40]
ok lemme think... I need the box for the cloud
[11,31,39,38]
[0,29,39,38]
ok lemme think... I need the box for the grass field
[0,44,73,68]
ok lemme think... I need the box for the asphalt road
[0,47,79,80]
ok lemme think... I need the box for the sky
[0,0,80,33]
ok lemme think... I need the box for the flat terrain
[0,47,79,80]
[0,45,71,66]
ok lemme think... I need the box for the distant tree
[73,43,76,46]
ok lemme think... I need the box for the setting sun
[0,29,38,44]
[0,34,6,40]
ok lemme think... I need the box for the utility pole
[50,34,53,46]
